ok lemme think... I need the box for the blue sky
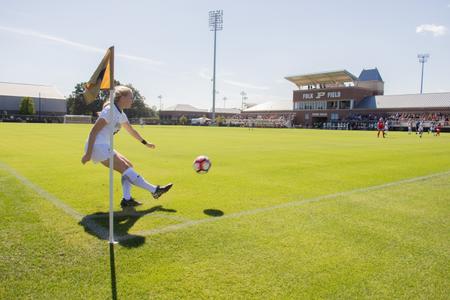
[1,0,449,109]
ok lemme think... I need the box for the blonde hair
[103,86,133,108]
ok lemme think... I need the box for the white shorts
[84,143,117,163]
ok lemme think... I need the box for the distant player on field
[436,123,441,136]
[81,86,173,207]
[418,121,424,138]
[377,118,385,138]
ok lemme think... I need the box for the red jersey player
[377,118,385,138]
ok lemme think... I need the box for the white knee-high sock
[123,168,157,193]
[121,176,132,200]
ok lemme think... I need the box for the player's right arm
[81,118,108,164]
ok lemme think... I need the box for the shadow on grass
[203,208,224,217]
[79,205,177,248]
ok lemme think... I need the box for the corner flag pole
[108,46,116,244]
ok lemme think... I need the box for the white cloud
[0,25,164,65]
[223,79,270,90]
[416,24,447,37]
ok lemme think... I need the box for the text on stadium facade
[302,91,341,100]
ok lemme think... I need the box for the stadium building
[285,68,450,129]
[0,82,66,117]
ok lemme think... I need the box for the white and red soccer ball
[193,155,211,174]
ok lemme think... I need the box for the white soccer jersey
[93,104,129,145]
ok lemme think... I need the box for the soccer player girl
[377,118,385,138]
[81,86,172,207]
[418,121,424,138]
[436,123,441,136]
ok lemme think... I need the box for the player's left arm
[123,122,155,149]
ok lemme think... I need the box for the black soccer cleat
[120,197,142,208]
[152,183,173,199]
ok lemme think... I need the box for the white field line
[0,162,84,220]
[0,162,189,240]
[1,161,449,241]
[134,170,450,237]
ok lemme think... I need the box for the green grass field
[1,123,449,299]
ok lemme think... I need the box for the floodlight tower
[209,10,223,125]
[157,95,162,110]
[240,91,247,110]
[418,53,430,94]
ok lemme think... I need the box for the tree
[179,115,188,125]
[123,83,157,119]
[66,80,157,118]
[66,82,104,116]
[19,97,35,115]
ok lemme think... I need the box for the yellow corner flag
[84,46,115,104]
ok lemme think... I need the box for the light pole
[209,10,223,125]
[418,53,430,94]
[38,92,41,121]
[158,95,162,111]
[223,97,227,108]
[240,91,247,111]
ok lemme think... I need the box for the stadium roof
[358,68,383,82]
[163,104,208,112]
[356,92,450,109]
[209,108,241,114]
[0,82,65,99]
[285,70,358,87]
[243,100,293,112]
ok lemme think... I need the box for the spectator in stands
[415,120,420,134]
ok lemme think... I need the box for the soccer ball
[193,155,211,174]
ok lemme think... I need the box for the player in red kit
[377,118,385,138]
[436,123,441,136]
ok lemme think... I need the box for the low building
[0,82,66,116]
[159,105,240,124]
[159,104,208,124]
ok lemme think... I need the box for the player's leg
[101,154,141,206]
[120,158,173,200]
[114,153,133,202]
[116,151,133,168]
[100,153,129,173]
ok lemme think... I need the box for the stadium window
[327,101,338,109]
[318,101,326,110]
[339,101,351,109]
